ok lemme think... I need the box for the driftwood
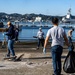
[0,28,8,32]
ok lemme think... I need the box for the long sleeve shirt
[6,25,15,40]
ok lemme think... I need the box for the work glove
[2,33,5,36]
[43,48,46,54]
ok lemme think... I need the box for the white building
[34,16,42,22]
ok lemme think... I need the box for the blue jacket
[6,25,15,40]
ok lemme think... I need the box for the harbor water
[0,22,75,42]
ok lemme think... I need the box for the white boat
[62,8,75,23]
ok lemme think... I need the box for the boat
[62,8,75,23]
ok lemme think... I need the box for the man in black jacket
[5,21,16,59]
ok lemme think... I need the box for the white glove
[43,48,46,54]
[2,33,5,36]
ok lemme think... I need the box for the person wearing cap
[37,28,44,49]
[67,28,74,50]
[43,17,71,75]
[5,21,16,60]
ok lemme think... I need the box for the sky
[0,0,75,16]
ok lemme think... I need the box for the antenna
[69,2,72,14]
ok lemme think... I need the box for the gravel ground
[0,42,75,75]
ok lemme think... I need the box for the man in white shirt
[43,17,71,75]
[37,28,44,49]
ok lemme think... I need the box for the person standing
[5,21,16,59]
[43,17,71,75]
[2,31,7,48]
[37,28,44,49]
[15,27,19,43]
[67,28,74,50]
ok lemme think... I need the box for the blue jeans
[51,45,63,75]
[38,38,44,47]
[7,40,15,56]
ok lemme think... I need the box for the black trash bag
[63,51,75,73]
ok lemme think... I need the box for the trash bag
[63,51,75,73]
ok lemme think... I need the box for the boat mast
[68,8,71,15]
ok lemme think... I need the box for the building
[34,16,42,22]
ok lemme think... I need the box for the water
[1,22,75,42]
[18,27,75,41]
[19,28,48,41]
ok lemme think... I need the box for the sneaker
[8,56,17,61]
[11,56,17,59]
[4,55,10,60]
